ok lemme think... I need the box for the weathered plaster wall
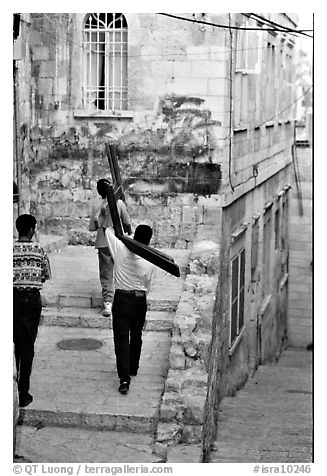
[15,13,230,244]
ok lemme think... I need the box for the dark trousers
[112,291,147,384]
[13,289,42,398]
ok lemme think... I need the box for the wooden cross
[104,143,180,277]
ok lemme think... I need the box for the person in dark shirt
[13,214,51,407]
[89,178,132,317]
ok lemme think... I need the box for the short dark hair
[16,214,37,236]
[97,178,111,198]
[133,224,153,245]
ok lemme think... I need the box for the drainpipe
[228,14,235,191]
[13,59,22,215]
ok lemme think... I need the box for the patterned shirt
[13,241,51,290]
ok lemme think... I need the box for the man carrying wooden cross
[105,222,154,395]
[103,144,179,395]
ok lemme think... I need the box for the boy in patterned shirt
[13,214,51,407]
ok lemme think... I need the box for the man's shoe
[102,302,112,317]
[118,382,129,395]
[19,393,33,408]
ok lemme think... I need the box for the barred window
[83,13,128,111]
[230,248,245,346]
[251,218,259,279]
[275,207,280,250]
[263,207,272,294]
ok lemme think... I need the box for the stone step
[15,426,162,463]
[41,245,190,309]
[18,326,170,434]
[41,307,174,332]
[42,294,179,312]
[15,425,202,463]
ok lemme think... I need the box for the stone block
[156,423,182,443]
[184,345,197,358]
[181,425,203,443]
[32,46,50,61]
[207,78,226,96]
[185,275,217,295]
[191,61,227,79]
[166,78,208,96]
[167,443,202,463]
[152,442,168,461]
[195,294,215,326]
[37,78,54,96]
[165,374,182,393]
[203,95,226,113]
[150,60,175,78]
[182,205,197,223]
[209,45,227,61]
[182,395,205,425]
[173,61,192,78]
[170,356,186,370]
[39,60,56,78]
[160,403,178,420]
[186,45,210,60]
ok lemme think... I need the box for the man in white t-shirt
[105,224,154,395]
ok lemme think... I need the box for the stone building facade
[13,13,299,459]
[288,138,312,348]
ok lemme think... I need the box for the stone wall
[15,13,229,243]
[154,205,222,460]
[153,164,293,460]
[288,145,312,346]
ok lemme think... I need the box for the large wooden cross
[104,143,180,277]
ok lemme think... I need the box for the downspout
[292,121,304,216]
[228,14,235,192]
[13,59,22,215]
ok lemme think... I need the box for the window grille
[83,13,128,111]
[230,248,245,346]
[281,191,289,273]
[275,207,280,250]
[251,219,259,277]
[263,208,272,294]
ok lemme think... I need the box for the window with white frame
[83,13,128,111]
[234,22,261,127]
[281,190,290,274]
[235,24,261,73]
[274,206,280,250]
[230,247,245,347]
[262,205,272,294]
[251,216,260,280]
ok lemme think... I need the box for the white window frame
[235,23,262,74]
[230,246,246,349]
[82,13,128,112]
[262,204,272,295]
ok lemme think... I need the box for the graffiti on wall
[117,95,222,195]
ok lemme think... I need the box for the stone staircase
[16,238,191,462]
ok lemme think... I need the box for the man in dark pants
[89,178,132,317]
[13,214,51,407]
[105,224,154,394]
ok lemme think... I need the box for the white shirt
[105,228,154,294]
